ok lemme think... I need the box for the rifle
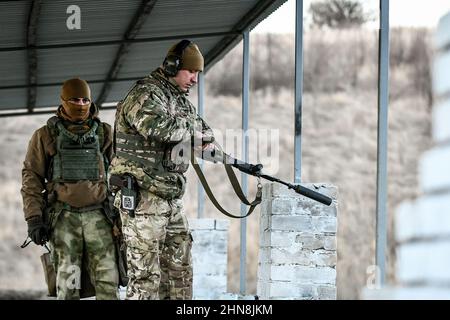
[228,155,333,206]
[191,140,333,219]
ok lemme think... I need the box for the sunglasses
[67,98,91,104]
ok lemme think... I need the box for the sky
[253,0,450,33]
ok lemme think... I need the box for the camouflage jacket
[109,67,214,200]
[21,104,113,221]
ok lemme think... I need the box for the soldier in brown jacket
[21,78,119,299]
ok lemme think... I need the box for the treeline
[206,27,433,106]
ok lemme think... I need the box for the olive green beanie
[167,41,204,72]
[60,78,91,100]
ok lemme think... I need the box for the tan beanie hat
[61,78,91,100]
[167,41,204,72]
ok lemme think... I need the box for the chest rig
[48,116,105,182]
[114,76,194,174]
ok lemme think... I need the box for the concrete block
[193,274,226,295]
[192,231,227,252]
[397,240,450,284]
[317,285,337,300]
[268,282,315,299]
[395,201,416,242]
[192,253,227,274]
[257,262,271,282]
[260,212,271,234]
[396,194,450,242]
[271,198,337,216]
[270,248,336,267]
[269,231,297,247]
[420,145,450,193]
[271,215,312,232]
[189,218,215,230]
[215,219,230,230]
[433,100,450,143]
[311,216,337,233]
[435,12,450,51]
[433,51,450,96]
[295,233,337,250]
[260,200,272,217]
[361,286,450,300]
[270,265,336,285]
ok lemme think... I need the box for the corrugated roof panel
[0,51,28,86]
[35,82,104,108]
[0,88,27,110]
[0,0,30,48]
[0,0,287,114]
[104,81,139,103]
[137,0,257,38]
[37,45,119,83]
[37,0,140,45]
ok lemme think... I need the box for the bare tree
[309,0,370,29]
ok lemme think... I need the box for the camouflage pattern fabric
[50,209,119,300]
[115,189,192,300]
[108,67,214,299]
[109,67,214,201]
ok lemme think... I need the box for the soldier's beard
[61,101,90,122]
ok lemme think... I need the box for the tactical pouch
[40,252,57,297]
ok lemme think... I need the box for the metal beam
[0,104,120,118]
[204,0,288,72]
[96,0,158,106]
[294,0,303,183]
[376,0,390,287]
[26,0,42,114]
[0,31,239,52]
[240,30,250,296]
[0,77,142,90]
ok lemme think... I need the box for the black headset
[162,39,192,77]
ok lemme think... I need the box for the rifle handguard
[233,163,263,176]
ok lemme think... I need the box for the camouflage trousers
[116,188,193,300]
[49,209,119,300]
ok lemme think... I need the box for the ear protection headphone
[163,39,192,77]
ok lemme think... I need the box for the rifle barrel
[259,174,333,206]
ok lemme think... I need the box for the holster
[109,174,138,218]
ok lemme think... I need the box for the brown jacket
[21,105,113,220]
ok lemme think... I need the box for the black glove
[27,216,49,245]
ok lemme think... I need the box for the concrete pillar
[363,12,450,299]
[257,183,338,300]
[190,218,229,300]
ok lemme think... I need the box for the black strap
[191,147,262,219]
[20,237,51,253]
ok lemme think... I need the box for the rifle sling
[191,152,262,219]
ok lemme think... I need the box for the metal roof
[0,0,287,116]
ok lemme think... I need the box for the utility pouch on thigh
[121,175,137,218]
[40,252,57,297]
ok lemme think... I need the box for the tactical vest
[48,116,107,183]
[114,131,189,174]
[113,77,190,174]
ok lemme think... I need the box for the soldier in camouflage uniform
[21,78,119,300]
[109,40,214,300]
